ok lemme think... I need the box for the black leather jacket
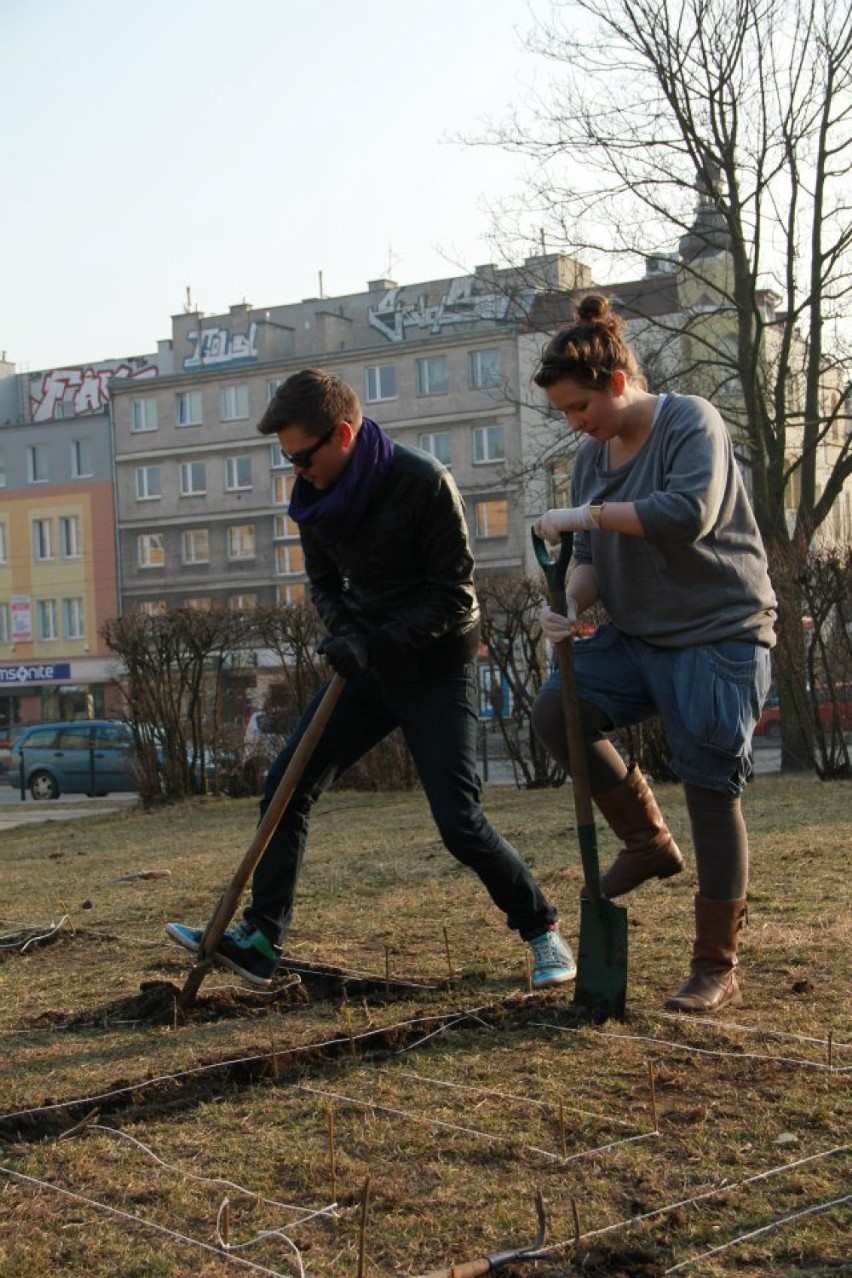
[303,443,481,679]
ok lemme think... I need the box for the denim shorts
[543,623,773,795]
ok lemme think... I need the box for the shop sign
[10,597,32,642]
[0,663,72,685]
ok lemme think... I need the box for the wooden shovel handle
[531,529,601,896]
[178,674,346,1006]
[418,1260,491,1277]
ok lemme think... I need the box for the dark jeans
[246,663,557,946]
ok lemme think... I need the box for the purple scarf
[288,416,396,545]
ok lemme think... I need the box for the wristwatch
[589,502,606,528]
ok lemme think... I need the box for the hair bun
[576,293,610,325]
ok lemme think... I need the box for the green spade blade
[575,891,629,1021]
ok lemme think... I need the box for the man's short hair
[257,368,362,438]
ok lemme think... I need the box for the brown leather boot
[594,764,684,898]
[665,895,747,1013]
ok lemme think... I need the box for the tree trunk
[767,542,813,772]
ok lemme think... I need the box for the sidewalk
[0,793,139,833]
[478,742,781,785]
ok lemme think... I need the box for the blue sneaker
[166,922,203,954]
[165,919,280,988]
[528,928,577,988]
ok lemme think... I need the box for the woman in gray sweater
[532,293,776,1014]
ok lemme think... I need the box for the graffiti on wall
[30,362,159,423]
[183,323,258,369]
[368,276,516,344]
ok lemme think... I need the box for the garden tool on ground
[176,674,346,1009]
[532,529,628,1021]
[417,1189,548,1276]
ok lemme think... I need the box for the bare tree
[102,607,249,800]
[477,572,565,786]
[249,601,327,721]
[798,540,852,777]
[480,0,852,772]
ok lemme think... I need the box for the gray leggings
[531,686,748,899]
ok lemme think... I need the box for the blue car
[4,719,139,800]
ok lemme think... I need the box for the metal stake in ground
[177,674,346,1009]
[532,530,628,1021]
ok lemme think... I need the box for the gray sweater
[571,394,777,648]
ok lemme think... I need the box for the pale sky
[2,0,572,372]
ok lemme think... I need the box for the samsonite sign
[0,663,71,685]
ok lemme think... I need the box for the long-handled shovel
[177,673,346,1010]
[532,530,628,1021]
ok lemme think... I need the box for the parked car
[2,719,139,800]
[243,709,287,761]
[753,684,782,740]
[0,723,33,776]
[754,683,852,741]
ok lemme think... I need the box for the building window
[180,461,207,496]
[32,518,53,561]
[185,596,213,611]
[784,456,802,511]
[270,443,289,471]
[0,451,6,488]
[71,438,93,478]
[225,455,253,491]
[140,600,167,616]
[418,432,452,466]
[365,365,397,402]
[220,384,249,421]
[276,582,306,604]
[59,515,82,559]
[182,528,210,564]
[717,335,743,396]
[474,499,508,538]
[27,444,48,484]
[273,512,300,539]
[472,424,506,464]
[36,599,58,641]
[267,379,282,402]
[272,473,296,505]
[229,593,258,611]
[227,524,256,559]
[549,457,572,509]
[416,356,449,397]
[131,397,159,432]
[138,533,165,568]
[135,465,162,500]
[177,391,203,426]
[0,602,9,643]
[275,542,305,575]
[468,348,502,389]
[0,522,7,564]
[62,597,85,640]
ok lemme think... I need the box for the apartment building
[518,184,852,572]
[0,347,171,730]
[110,255,589,615]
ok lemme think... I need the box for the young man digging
[167,369,575,991]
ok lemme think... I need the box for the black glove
[317,633,371,680]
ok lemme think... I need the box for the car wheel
[30,770,60,800]
[765,721,782,741]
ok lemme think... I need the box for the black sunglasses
[280,424,336,468]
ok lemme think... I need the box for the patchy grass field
[0,776,850,1277]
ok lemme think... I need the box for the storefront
[0,658,124,733]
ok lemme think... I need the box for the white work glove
[535,503,595,542]
[539,600,579,644]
